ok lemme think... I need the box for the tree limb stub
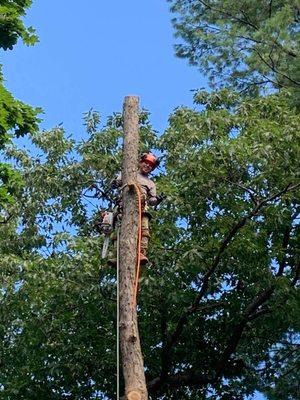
[127,390,142,400]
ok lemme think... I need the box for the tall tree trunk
[119,96,148,400]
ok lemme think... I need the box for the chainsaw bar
[101,235,110,259]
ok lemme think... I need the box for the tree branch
[276,226,291,277]
[254,48,300,86]
[291,261,300,286]
[198,0,259,30]
[148,369,214,393]
[215,286,275,377]
[0,212,13,224]
[159,304,169,382]
[200,0,298,58]
[149,182,300,391]
[193,183,299,309]
[268,0,273,18]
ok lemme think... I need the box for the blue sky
[1,1,266,399]
[2,0,206,138]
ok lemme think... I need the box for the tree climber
[108,152,160,266]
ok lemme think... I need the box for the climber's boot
[139,253,149,265]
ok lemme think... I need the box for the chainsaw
[98,210,114,259]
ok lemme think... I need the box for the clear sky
[1,1,266,399]
[2,0,207,139]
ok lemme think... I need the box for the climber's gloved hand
[154,193,167,209]
[157,193,166,204]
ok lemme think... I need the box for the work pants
[109,212,150,258]
[140,213,150,256]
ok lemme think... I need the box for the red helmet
[140,153,158,169]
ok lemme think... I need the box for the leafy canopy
[168,0,300,101]
[0,0,38,50]
[0,91,299,399]
[0,0,40,208]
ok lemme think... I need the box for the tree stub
[127,390,142,400]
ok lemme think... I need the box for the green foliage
[0,80,40,206]
[0,162,23,207]
[168,0,300,102]
[258,333,300,400]
[0,79,41,142]
[0,0,38,50]
[0,0,40,210]
[1,1,298,398]
[144,89,300,398]
[0,111,159,399]
[0,93,299,398]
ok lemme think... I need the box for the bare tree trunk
[119,96,148,400]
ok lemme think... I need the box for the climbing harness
[110,183,142,309]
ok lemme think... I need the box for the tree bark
[119,96,148,400]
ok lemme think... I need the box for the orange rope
[131,183,142,310]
